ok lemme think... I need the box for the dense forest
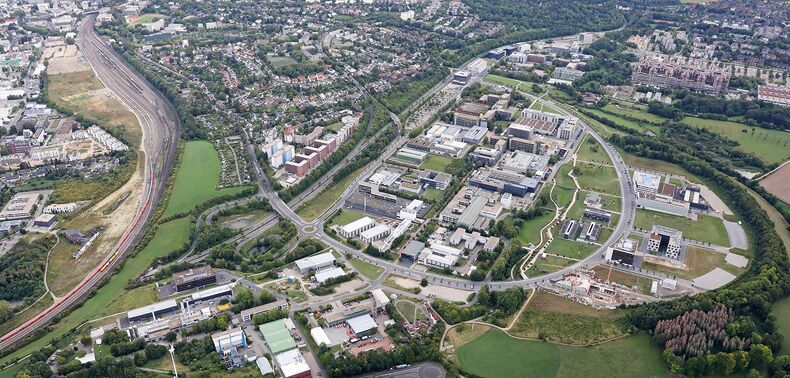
[0,236,56,303]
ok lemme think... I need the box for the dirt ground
[46,46,90,75]
[393,277,420,289]
[760,162,790,203]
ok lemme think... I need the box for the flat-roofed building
[347,314,377,336]
[418,244,462,268]
[259,319,297,354]
[339,216,375,238]
[294,251,335,274]
[314,266,347,284]
[419,169,452,190]
[173,266,217,292]
[240,299,289,323]
[127,299,179,322]
[633,171,661,194]
[211,328,246,354]
[647,225,683,259]
[183,284,234,306]
[605,238,641,267]
[396,147,428,164]
[0,192,39,221]
[275,349,311,378]
[360,224,391,243]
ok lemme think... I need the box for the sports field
[634,209,729,246]
[421,154,454,172]
[0,216,193,368]
[456,329,668,378]
[163,141,250,217]
[267,56,298,68]
[682,117,790,164]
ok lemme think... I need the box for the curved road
[0,14,179,351]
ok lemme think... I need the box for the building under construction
[631,55,730,95]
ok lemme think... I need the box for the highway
[0,14,179,351]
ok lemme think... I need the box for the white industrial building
[339,216,375,238]
[211,328,246,354]
[360,224,391,243]
[275,349,311,378]
[418,244,462,269]
[314,266,346,284]
[294,252,336,274]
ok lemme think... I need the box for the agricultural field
[759,162,790,204]
[510,291,628,344]
[682,117,790,165]
[350,258,384,280]
[634,209,729,246]
[421,154,454,172]
[0,216,194,367]
[456,328,668,378]
[297,165,367,221]
[164,140,251,217]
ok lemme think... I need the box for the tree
[420,278,428,287]
[749,344,773,369]
[0,300,12,323]
[164,331,177,342]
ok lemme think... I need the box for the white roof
[211,328,245,352]
[189,283,234,301]
[295,251,336,271]
[361,224,391,239]
[315,266,346,284]
[634,171,661,190]
[127,299,177,319]
[340,216,375,234]
[346,314,377,334]
[256,357,274,375]
[371,289,390,307]
[275,349,311,377]
[310,327,332,347]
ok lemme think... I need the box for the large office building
[0,192,39,221]
[173,266,217,292]
[647,225,683,259]
[240,299,289,323]
[633,171,661,194]
[127,299,179,323]
[395,147,428,165]
[419,169,452,190]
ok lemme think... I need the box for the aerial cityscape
[0,0,788,377]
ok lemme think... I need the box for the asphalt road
[0,14,178,351]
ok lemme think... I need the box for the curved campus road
[0,14,179,351]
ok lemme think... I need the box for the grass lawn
[297,165,367,221]
[554,164,576,189]
[682,117,790,164]
[529,99,561,114]
[420,154,454,172]
[515,211,557,246]
[396,300,417,323]
[510,291,628,344]
[164,141,251,217]
[266,55,298,68]
[604,104,667,124]
[0,216,193,368]
[634,209,729,246]
[350,258,385,280]
[587,109,659,134]
[330,209,366,226]
[526,254,575,277]
[456,329,668,378]
[130,14,163,25]
[574,163,621,197]
[576,136,612,165]
[642,246,730,280]
[483,75,541,94]
[545,238,598,260]
[772,298,790,354]
[551,186,575,210]
[216,209,270,230]
[422,187,444,202]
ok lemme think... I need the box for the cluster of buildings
[263,112,359,179]
[605,225,686,268]
[630,54,732,95]
[633,171,709,217]
[411,225,499,272]
[757,84,790,107]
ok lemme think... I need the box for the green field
[396,300,418,323]
[297,166,367,221]
[773,298,790,354]
[586,109,659,134]
[483,75,541,94]
[555,164,576,189]
[0,216,193,368]
[330,209,366,226]
[526,254,575,277]
[603,104,667,124]
[682,117,790,164]
[164,141,250,217]
[574,164,620,196]
[267,56,298,68]
[634,209,729,246]
[576,137,612,165]
[457,329,668,378]
[515,211,557,246]
[421,154,454,172]
[545,238,598,259]
[529,99,561,114]
[551,186,575,209]
[130,14,163,25]
[350,258,384,280]
[641,246,739,280]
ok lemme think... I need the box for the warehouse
[127,299,179,322]
[347,314,378,336]
[294,251,336,274]
[183,284,234,306]
[259,319,297,354]
[339,216,375,238]
[211,328,247,354]
[314,266,347,284]
[275,349,312,378]
[360,224,391,243]
[310,327,332,347]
